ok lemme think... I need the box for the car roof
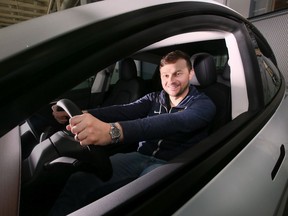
[0,0,241,61]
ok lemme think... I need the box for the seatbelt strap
[101,68,110,93]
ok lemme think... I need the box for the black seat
[151,66,162,92]
[190,53,231,132]
[102,58,145,106]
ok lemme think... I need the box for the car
[0,0,288,215]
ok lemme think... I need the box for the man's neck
[169,87,190,107]
[169,94,187,107]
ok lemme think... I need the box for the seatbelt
[88,64,115,107]
[101,68,110,93]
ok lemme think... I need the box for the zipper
[152,139,163,156]
[152,107,173,156]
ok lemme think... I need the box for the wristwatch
[109,123,121,144]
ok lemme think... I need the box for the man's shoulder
[144,90,163,100]
[144,90,168,106]
[188,85,216,108]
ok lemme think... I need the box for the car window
[258,54,281,104]
[72,76,95,90]
[141,61,158,80]
[110,59,157,84]
[248,30,281,106]
[214,54,228,71]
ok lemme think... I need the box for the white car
[0,1,287,215]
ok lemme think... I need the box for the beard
[164,81,190,98]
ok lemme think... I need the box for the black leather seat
[151,66,162,92]
[190,53,231,132]
[102,58,145,106]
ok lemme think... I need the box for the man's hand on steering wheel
[48,99,114,181]
[53,99,123,146]
[67,113,114,146]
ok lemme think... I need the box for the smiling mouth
[168,85,179,91]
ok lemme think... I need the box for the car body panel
[0,127,21,216]
[0,0,229,61]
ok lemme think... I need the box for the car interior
[18,35,235,215]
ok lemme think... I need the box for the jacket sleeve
[119,96,216,143]
[87,94,154,122]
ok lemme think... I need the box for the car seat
[151,65,162,92]
[190,53,231,132]
[101,58,145,106]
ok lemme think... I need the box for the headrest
[119,58,138,81]
[190,53,217,87]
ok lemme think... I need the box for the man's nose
[168,75,175,83]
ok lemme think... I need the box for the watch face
[110,123,120,142]
[111,127,120,138]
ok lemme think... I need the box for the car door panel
[0,127,21,216]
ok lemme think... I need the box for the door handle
[271,144,285,180]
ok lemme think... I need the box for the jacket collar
[159,84,198,108]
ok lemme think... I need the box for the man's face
[160,59,193,98]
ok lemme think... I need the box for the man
[49,50,216,215]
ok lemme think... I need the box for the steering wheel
[47,99,112,181]
[56,98,83,118]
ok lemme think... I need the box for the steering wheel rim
[52,99,113,181]
[56,99,83,118]
[55,98,83,138]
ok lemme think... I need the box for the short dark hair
[160,50,192,71]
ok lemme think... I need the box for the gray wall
[227,0,250,17]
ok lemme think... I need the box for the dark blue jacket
[89,85,216,161]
